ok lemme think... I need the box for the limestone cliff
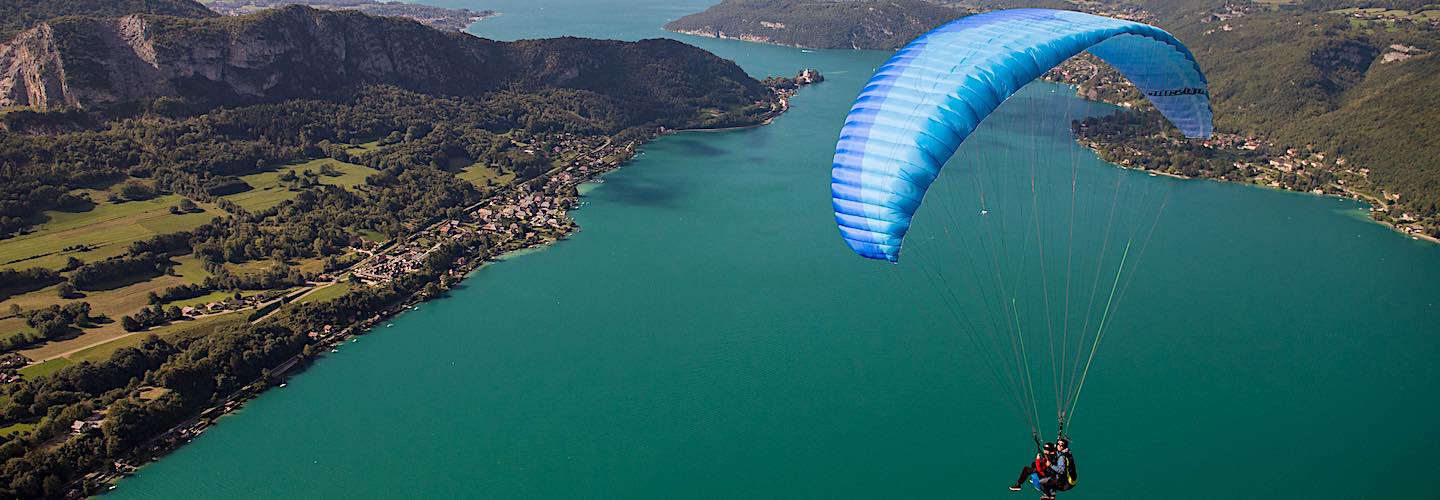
[0,6,768,111]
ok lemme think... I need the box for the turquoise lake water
[108,1,1440,498]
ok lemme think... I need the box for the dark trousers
[1013,466,1037,487]
[1014,467,1059,495]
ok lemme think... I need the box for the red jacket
[1033,456,1051,477]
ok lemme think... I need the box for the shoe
[1008,485,1022,492]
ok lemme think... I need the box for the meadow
[222,158,378,212]
[0,193,214,271]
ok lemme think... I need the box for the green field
[296,282,354,305]
[344,140,382,155]
[0,316,27,335]
[18,314,244,380]
[0,195,214,271]
[17,358,71,379]
[0,422,36,438]
[2,255,212,362]
[1,255,209,318]
[356,229,388,242]
[223,158,378,211]
[455,163,515,188]
[66,314,242,365]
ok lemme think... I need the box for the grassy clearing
[7,255,211,361]
[223,158,378,211]
[226,259,283,277]
[296,282,354,305]
[293,256,328,275]
[344,140,382,155]
[0,316,27,334]
[0,194,214,271]
[1,255,212,360]
[0,255,208,315]
[137,387,170,401]
[65,315,239,364]
[356,229,388,242]
[455,163,515,188]
[0,422,36,438]
[24,314,244,374]
[17,358,72,379]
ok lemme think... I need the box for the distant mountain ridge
[0,0,217,38]
[0,6,769,116]
[665,0,1440,236]
[664,0,964,49]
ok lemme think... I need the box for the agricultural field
[455,163,516,188]
[0,193,214,271]
[295,282,355,305]
[4,255,211,361]
[356,229,389,242]
[0,317,28,335]
[0,256,209,318]
[344,140,382,155]
[222,158,378,211]
[17,313,245,379]
[0,422,35,439]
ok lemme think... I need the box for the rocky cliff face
[0,6,768,111]
[0,7,492,110]
[0,23,74,109]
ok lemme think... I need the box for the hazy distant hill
[664,0,964,49]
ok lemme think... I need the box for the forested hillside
[1,6,772,238]
[667,0,1440,235]
[665,0,964,49]
[0,4,789,496]
[1131,3,1440,229]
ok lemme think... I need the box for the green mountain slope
[665,0,964,49]
[666,0,1440,233]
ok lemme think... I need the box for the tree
[63,256,84,271]
[121,316,140,332]
[177,198,198,212]
[118,181,155,201]
[56,282,79,299]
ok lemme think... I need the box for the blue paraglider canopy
[831,8,1213,262]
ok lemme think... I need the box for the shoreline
[666,32,1438,246]
[78,82,809,497]
[667,28,818,50]
[1116,160,1440,243]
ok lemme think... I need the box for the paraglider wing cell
[831,8,1213,262]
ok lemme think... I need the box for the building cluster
[1340,8,1440,28]
[353,242,449,283]
[349,134,624,286]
